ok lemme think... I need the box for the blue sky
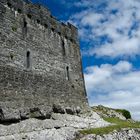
[31,0,140,120]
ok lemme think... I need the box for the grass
[12,26,17,32]
[80,117,140,135]
[92,105,131,119]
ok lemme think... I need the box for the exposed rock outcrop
[0,106,139,140]
[0,105,82,123]
[0,111,109,140]
[79,128,140,140]
[92,105,126,120]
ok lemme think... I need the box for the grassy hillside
[80,106,139,136]
[92,105,131,120]
[80,117,140,135]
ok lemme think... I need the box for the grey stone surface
[20,107,30,119]
[0,127,77,140]
[80,129,140,140]
[0,110,139,140]
[0,107,20,122]
[0,112,110,140]
[51,112,110,129]
[53,104,65,114]
[93,105,126,120]
[0,0,88,122]
[65,107,75,115]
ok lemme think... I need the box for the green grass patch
[80,117,140,135]
[92,105,132,119]
[12,26,17,32]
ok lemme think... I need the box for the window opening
[66,66,69,80]
[27,14,32,19]
[7,2,12,7]
[23,19,27,36]
[62,39,65,56]
[24,20,27,28]
[26,51,30,69]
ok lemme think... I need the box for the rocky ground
[79,128,140,140]
[0,112,109,140]
[92,105,127,120]
[0,106,139,140]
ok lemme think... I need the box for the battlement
[0,0,88,122]
[0,0,78,43]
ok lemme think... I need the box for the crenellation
[0,0,78,43]
[0,0,88,122]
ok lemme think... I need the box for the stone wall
[0,0,88,121]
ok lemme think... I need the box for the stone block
[0,107,20,122]
[53,104,65,114]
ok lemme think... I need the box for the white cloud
[70,0,140,58]
[92,38,140,57]
[81,13,104,27]
[66,0,140,120]
[84,61,140,120]
[112,61,132,73]
[74,0,92,8]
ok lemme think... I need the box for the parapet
[0,0,78,43]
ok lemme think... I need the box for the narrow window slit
[51,28,55,32]
[37,19,40,24]
[10,54,14,60]
[7,2,12,7]
[27,14,32,19]
[23,19,27,36]
[62,39,65,56]
[65,36,68,40]
[26,51,30,69]
[24,21,27,28]
[70,38,73,43]
[66,66,69,80]
[58,32,61,36]
[18,9,22,14]
[44,24,48,28]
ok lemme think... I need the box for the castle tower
[0,0,88,121]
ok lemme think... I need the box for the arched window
[26,51,30,69]
[66,66,69,80]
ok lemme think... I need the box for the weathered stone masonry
[0,0,88,121]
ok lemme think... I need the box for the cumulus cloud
[64,0,140,120]
[70,0,140,58]
[91,38,140,58]
[84,61,140,120]
[74,0,93,8]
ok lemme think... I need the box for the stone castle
[0,0,88,121]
